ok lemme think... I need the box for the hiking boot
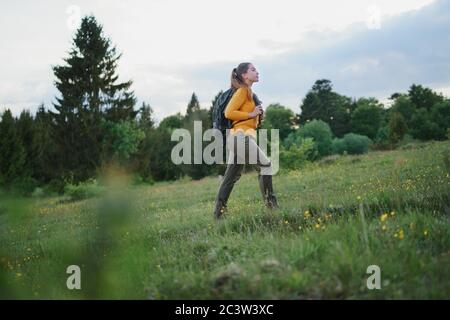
[259,175,279,210]
[214,199,228,219]
[266,195,279,210]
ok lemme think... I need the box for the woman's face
[242,64,259,83]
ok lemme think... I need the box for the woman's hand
[248,105,263,118]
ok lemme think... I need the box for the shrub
[372,126,392,150]
[343,133,372,154]
[331,133,372,155]
[64,178,105,201]
[31,187,45,198]
[132,174,155,186]
[44,179,66,195]
[279,137,315,171]
[398,133,414,146]
[332,138,347,155]
[10,176,39,197]
[285,120,333,159]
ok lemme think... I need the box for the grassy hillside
[1,140,449,299]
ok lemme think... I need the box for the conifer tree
[138,102,155,131]
[16,110,35,177]
[0,110,26,186]
[185,92,200,121]
[32,105,57,183]
[50,15,137,181]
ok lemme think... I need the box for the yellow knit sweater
[224,87,258,139]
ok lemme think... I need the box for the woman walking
[213,62,279,219]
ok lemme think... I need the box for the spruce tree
[32,105,57,183]
[132,102,156,181]
[0,110,26,186]
[16,110,35,177]
[185,92,200,121]
[208,90,222,123]
[50,15,137,182]
[138,102,155,131]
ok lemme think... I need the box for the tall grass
[0,141,449,299]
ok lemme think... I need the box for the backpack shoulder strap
[253,93,261,105]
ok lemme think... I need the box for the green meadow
[1,140,449,299]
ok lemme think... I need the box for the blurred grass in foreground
[0,141,449,299]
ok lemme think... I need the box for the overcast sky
[1,0,449,124]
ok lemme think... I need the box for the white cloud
[340,58,381,75]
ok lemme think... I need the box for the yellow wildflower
[380,213,389,222]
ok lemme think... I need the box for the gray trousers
[214,131,277,216]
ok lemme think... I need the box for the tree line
[1,15,449,195]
